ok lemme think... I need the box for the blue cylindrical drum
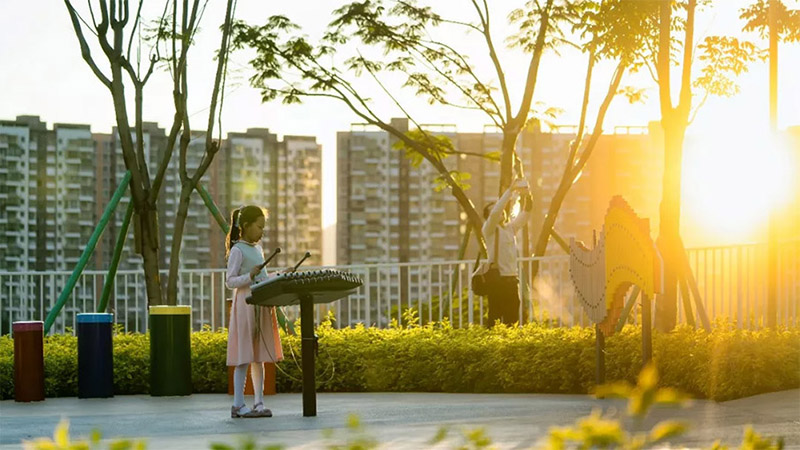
[77,313,114,398]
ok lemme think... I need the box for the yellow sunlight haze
[683,121,794,242]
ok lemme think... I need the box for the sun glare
[683,125,794,243]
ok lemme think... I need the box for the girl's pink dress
[226,242,284,366]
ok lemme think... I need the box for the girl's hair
[225,205,267,259]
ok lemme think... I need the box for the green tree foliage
[740,0,800,42]
[231,0,658,259]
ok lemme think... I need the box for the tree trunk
[109,61,164,306]
[499,131,517,195]
[767,0,778,328]
[528,62,625,285]
[140,226,163,305]
[655,118,687,331]
[166,184,194,305]
[654,0,695,332]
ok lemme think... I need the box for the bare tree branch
[65,0,112,88]
[96,0,113,57]
[141,55,158,83]
[688,89,709,125]
[573,62,626,175]
[437,17,482,33]
[172,0,178,76]
[513,0,553,129]
[677,0,697,119]
[471,0,512,122]
[657,0,674,118]
[195,0,236,185]
[87,0,99,29]
[120,0,130,30]
[564,50,596,173]
[127,0,145,62]
[447,150,497,160]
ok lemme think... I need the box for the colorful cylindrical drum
[149,306,192,396]
[77,313,114,398]
[13,321,45,402]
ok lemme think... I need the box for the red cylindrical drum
[13,321,45,402]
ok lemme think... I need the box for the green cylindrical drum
[149,306,192,396]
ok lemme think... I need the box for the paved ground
[1,390,798,449]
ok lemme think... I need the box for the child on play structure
[225,205,283,418]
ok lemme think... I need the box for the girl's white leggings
[232,362,265,407]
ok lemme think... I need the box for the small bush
[0,321,797,401]
[0,335,14,399]
[43,333,78,398]
[113,332,150,395]
[191,326,228,393]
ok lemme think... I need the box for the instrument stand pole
[642,293,652,367]
[300,293,316,417]
[595,324,605,386]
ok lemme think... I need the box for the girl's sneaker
[248,402,272,418]
[231,404,253,418]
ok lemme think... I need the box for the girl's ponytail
[225,208,241,259]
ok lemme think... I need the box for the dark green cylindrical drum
[149,306,192,396]
[77,313,114,398]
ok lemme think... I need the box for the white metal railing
[0,242,797,335]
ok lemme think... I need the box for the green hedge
[1,322,797,401]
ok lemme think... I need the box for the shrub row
[1,322,797,401]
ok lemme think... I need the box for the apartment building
[220,129,323,268]
[1,116,102,272]
[1,116,323,332]
[0,116,100,327]
[336,119,663,265]
[278,135,323,267]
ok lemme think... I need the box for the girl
[226,205,283,418]
[480,179,532,326]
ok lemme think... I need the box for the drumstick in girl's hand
[290,252,312,273]
[258,247,281,271]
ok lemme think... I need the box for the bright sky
[1,1,799,261]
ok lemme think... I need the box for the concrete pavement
[1,390,798,449]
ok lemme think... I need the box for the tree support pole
[679,255,711,332]
[615,285,641,333]
[196,183,229,234]
[676,237,711,332]
[451,223,473,295]
[44,171,132,333]
[549,228,570,254]
[678,275,695,328]
[97,200,135,313]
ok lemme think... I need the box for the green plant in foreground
[547,364,784,450]
[548,363,690,449]
[209,436,283,450]
[320,414,379,450]
[23,419,146,450]
[25,396,785,450]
